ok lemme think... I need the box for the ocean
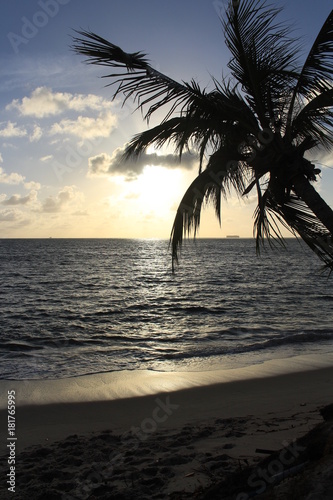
[1,238,333,380]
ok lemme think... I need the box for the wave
[1,238,333,379]
[159,329,333,362]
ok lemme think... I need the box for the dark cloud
[88,147,197,181]
[38,186,81,213]
[0,210,19,221]
[1,191,36,206]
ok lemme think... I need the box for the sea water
[1,238,333,380]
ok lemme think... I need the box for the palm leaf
[254,189,333,270]
[286,9,333,139]
[253,181,282,249]
[223,0,299,127]
[278,197,333,270]
[123,96,257,172]
[291,10,333,100]
[73,30,222,124]
[72,30,262,132]
[71,30,150,69]
[170,148,248,269]
[291,88,333,149]
[73,7,333,272]
[120,80,260,175]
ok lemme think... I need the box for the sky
[0,0,332,239]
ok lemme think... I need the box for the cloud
[88,147,197,180]
[40,155,53,162]
[24,181,41,191]
[29,125,42,142]
[72,210,88,216]
[49,111,117,139]
[7,87,113,118]
[0,167,25,185]
[313,150,333,169]
[39,186,83,213]
[1,191,37,206]
[125,192,140,200]
[0,209,21,222]
[0,121,27,138]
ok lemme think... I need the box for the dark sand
[0,363,332,499]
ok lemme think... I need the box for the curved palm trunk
[292,174,333,235]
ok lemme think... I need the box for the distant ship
[226,235,240,238]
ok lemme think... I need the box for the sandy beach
[1,357,333,499]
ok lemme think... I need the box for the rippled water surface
[1,238,333,379]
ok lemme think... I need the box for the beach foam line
[1,352,332,409]
[0,357,332,455]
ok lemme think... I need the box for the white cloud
[125,192,140,200]
[314,150,333,170]
[0,121,27,138]
[40,155,53,162]
[88,147,197,180]
[29,125,42,142]
[0,167,25,185]
[49,111,117,139]
[24,181,41,191]
[7,87,113,118]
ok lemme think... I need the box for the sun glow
[127,165,184,215]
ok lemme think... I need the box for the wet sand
[0,360,332,498]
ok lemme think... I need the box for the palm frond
[291,88,333,149]
[71,30,150,69]
[223,0,299,127]
[123,118,190,157]
[211,79,260,133]
[252,177,286,254]
[122,85,259,171]
[73,30,213,123]
[73,6,333,273]
[254,189,333,270]
[286,9,333,138]
[291,10,333,100]
[170,149,248,269]
[279,198,333,270]
[72,30,263,133]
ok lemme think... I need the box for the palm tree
[72,0,333,270]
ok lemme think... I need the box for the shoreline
[1,352,332,410]
[0,361,332,498]
[0,360,332,452]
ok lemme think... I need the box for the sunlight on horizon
[123,165,184,216]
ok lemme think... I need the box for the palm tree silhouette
[72,0,333,270]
